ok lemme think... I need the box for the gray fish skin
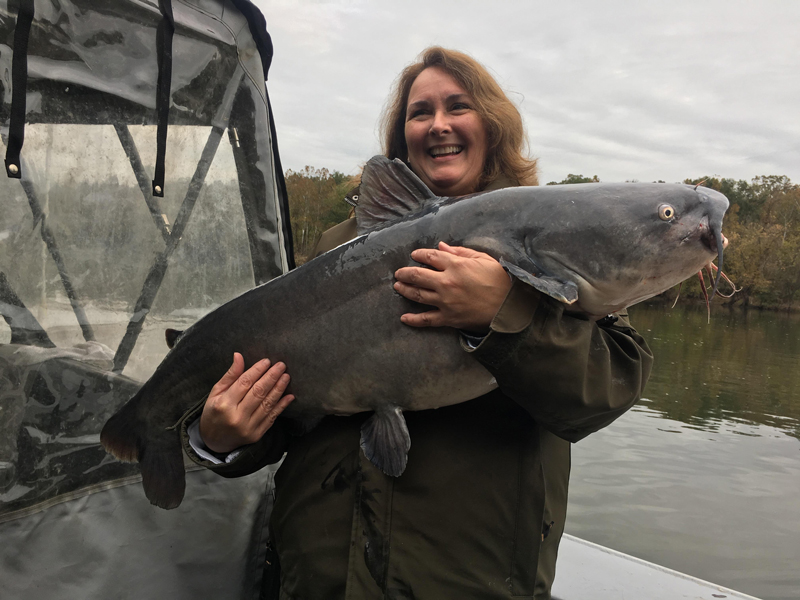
[101,157,729,509]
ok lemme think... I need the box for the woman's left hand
[393,241,512,333]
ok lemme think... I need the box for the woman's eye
[408,108,429,120]
[451,102,470,111]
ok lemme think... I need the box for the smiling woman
[180,45,653,600]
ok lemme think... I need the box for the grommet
[154,185,162,195]
[8,164,19,175]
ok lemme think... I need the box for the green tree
[286,167,352,263]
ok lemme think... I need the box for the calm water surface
[565,304,800,600]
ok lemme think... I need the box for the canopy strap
[4,0,35,179]
[152,0,175,197]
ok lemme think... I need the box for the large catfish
[101,156,729,508]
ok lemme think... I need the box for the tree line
[287,168,799,310]
[285,166,353,263]
[688,175,799,309]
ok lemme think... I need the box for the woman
[182,47,653,600]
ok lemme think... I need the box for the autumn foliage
[285,166,353,264]
[687,175,800,309]
[287,167,799,309]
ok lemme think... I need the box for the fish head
[526,183,730,317]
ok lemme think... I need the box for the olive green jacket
[182,179,653,600]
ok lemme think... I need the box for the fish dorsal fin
[165,328,184,349]
[355,156,438,234]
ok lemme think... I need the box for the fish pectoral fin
[360,406,411,477]
[500,259,579,305]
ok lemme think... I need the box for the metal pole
[113,124,172,243]
[18,170,96,343]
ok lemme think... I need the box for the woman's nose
[429,110,452,136]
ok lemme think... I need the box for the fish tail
[140,434,186,510]
[101,403,186,509]
[100,404,142,463]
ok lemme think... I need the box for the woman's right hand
[199,352,294,454]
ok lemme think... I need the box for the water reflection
[567,402,800,600]
[565,303,800,600]
[628,304,800,439]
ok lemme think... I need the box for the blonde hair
[380,46,538,190]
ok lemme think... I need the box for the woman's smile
[429,144,464,158]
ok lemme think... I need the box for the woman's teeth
[429,145,463,157]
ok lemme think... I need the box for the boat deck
[552,534,761,600]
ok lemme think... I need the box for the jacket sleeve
[178,396,292,478]
[465,278,654,442]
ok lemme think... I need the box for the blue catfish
[101,156,729,508]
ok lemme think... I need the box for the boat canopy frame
[1,0,294,373]
[0,11,292,596]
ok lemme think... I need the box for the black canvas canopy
[0,1,291,598]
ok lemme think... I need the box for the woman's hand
[199,353,294,454]
[393,241,512,333]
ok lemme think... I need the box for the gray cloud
[257,0,800,184]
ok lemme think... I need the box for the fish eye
[658,204,675,220]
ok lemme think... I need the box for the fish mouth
[428,145,463,158]
[681,218,728,253]
[699,226,728,254]
[691,186,730,296]
[683,215,728,295]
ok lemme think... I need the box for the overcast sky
[254,0,800,186]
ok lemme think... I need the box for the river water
[565,304,800,600]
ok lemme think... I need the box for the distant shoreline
[642,295,800,313]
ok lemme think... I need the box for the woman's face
[404,67,488,196]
